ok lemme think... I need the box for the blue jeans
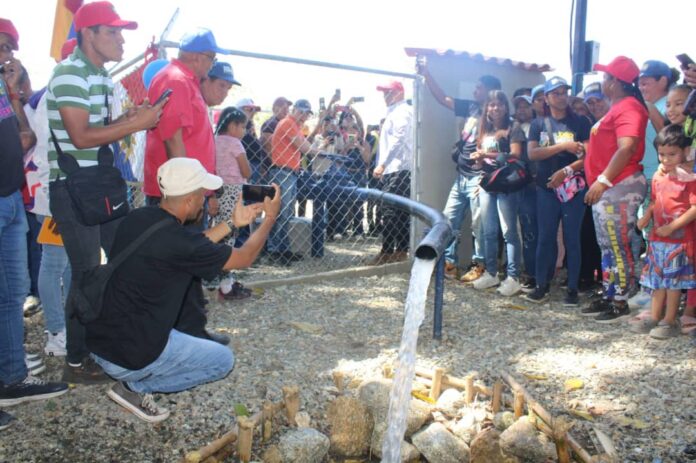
[479,189,522,278]
[443,174,484,265]
[93,329,234,394]
[535,187,586,290]
[37,216,70,334]
[25,212,42,297]
[518,183,538,277]
[267,167,297,254]
[0,191,30,385]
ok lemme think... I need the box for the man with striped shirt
[46,1,164,384]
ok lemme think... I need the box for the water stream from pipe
[381,257,436,462]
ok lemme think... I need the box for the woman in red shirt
[582,56,649,323]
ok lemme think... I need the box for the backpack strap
[108,218,171,269]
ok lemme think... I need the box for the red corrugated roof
[404,47,552,72]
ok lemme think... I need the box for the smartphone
[242,184,276,203]
[352,96,365,103]
[347,133,357,143]
[676,53,695,69]
[319,97,326,111]
[153,88,172,106]
[334,88,341,100]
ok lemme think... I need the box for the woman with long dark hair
[472,90,526,296]
[582,56,649,323]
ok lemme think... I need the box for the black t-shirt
[260,115,280,135]
[86,207,232,370]
[242,121,268,166]
[476,125,527,172]
[452,98,482,177]
[528,113,591,189]
[0,81,26,197]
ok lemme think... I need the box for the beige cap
[157,158,222,197]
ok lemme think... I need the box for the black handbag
[479,157,530,193]
[49,93,129,226]
[71,218,170,324]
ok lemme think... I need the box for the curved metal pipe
[350,187,453,262]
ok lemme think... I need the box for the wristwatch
[597,174,613,188]
[225,219,236,234]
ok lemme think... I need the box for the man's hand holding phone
[262,184,281,221]
[231,196,263,228]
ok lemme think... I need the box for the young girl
[633,125,696,339]
[214,106,252,300]
[471,90,526,296]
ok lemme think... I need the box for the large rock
[327,396,373,457]
[357,378,431,436]
[469,428,520,463]
[411,422,470,463]
[370,422,421,462]
[436,388,466,416]
[499,417,556,462]
[277,428,330,463]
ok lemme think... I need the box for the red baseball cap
[0,18,19,50]
[376,80,404,93]
[60,38,77,60]
[74,1,137,32]
[593,56,640,84]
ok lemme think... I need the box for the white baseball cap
[157,158,222,197]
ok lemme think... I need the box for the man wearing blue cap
[201,61,240,108]
[582,82,608,122]
[143,28,233,345]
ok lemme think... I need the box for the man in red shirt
[143,28,231,202]
[267,99,319,264]
[143,28,232,345]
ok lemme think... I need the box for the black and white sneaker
[594,301,631,324]
[563,290,579,307]
[520,277,537,293]
[522,285,549,302]
[0,410,15,431]
[580,298,612,317]
[107,382,170,423]
[0,375,68,406]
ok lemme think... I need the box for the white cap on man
[157,158,222,197]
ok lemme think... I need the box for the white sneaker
[25,354,45,376]
[44,330,67,357]
[497,277,522,296]
[473,272,500,290]
[628,290,651,310]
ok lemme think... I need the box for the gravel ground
[2,263,695,462]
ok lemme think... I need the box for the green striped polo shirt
[47,46,113,180]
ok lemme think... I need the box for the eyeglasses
[200,52,216,61]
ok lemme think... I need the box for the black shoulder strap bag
[50,92,130,226]
[71,218,171,324]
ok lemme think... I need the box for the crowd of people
[0,1,412,427]
[1,1,695,431]
[423,55,696,336]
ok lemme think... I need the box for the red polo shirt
[271,115,302,171]
[585,97,647,186]
[143,60,215,197]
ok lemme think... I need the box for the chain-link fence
[117,48,421,285]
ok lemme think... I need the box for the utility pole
[571,0,589,94]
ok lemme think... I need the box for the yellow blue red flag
[50,0,83,61]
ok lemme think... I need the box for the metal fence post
[433,253,445,340]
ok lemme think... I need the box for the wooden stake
[502,371,594,463]
[429,367,445,401]
[491,381,503,413]
[184,430,238,463]
[332,371,345,393]
[553,417,572,463]
[237,416,254,463]
[382,364,393,378]
[465,375,475,404]
[282,385,300,426]
[513,391,525,418]
[262,401,274,442]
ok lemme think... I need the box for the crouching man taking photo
[85,157,280,423]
